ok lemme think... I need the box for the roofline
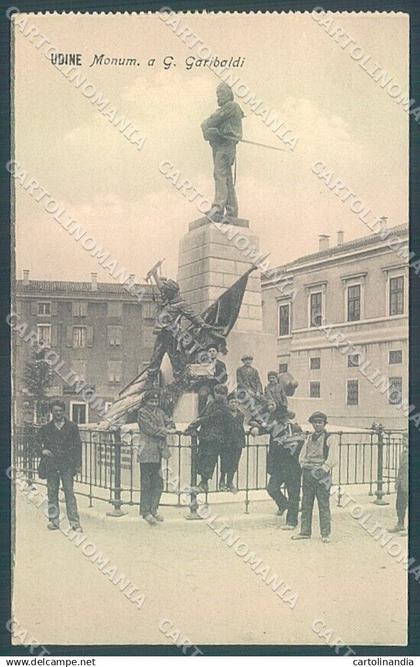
[262,225,408,286]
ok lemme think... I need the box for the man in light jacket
[137,390,175,526]
[292,411,338,543]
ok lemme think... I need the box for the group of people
[33,355,408,541]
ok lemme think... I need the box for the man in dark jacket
[219,394,246,493]
[36,399,82,531]
[236,354,263,397]
[201,82,245,221]
[251,401,304,530]
[188,384,231,493]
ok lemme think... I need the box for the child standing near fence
[292,411,338,543]
[219,394,246,493]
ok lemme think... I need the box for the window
[72,301,88,317]
[71,402,88,424]
[37,324,51,347]
[108,325,122,346]
[348,354,360,367]
[108,360,122,383]
[389,350,403,364]
[389,276,404,315]
[108,302,123,318]
[347,380,359,405]
[347,284,361,322]
[73,326,87,348]
[389,377,402,405]
[38,302,51,316]
[310,357,320,370]
[278,303,290,336]
[278,363,288,374]
[310,292,322,327]
[310,381,320,398]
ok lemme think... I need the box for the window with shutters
[108,360,122,383]
[37,324,51,347]
[73,326,87,348]
[278,303,290,336]
[347,284,361,322]
[107,302,123,318]
[309,292,322,327]
[38,302,51,316]
[72,301,88,317]
[346,380,359,405]
[108,325,122,346]
[389,276,404,316]
[309,381,320,398]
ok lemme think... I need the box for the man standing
[201,82,245,221]
[137,390,174,526]
[187,384,231,494]
[292,411,338,543]
[236,354,263,397]
[36,399,82,531]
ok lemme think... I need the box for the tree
[22,350,53,424]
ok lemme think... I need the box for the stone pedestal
[177,217,277,389]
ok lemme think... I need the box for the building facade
[261,225,409,429]
[14,273,156,424]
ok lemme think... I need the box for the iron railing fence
[13,425,406,515]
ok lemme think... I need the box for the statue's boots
[205,206,223,222]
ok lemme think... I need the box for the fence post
[107,429,127,517]
[373,424,389,506]
[186,432,203,520]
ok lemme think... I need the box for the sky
[13,11,409,282]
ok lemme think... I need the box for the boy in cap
[219,393,246,493]
[137,390,175,526]
[292,411,338,543]
[264,371,288,410]
[236,354,263,398]
[187,384,231,493]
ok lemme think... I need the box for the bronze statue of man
[201,82,244,222]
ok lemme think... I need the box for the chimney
[129,274,135,284]
[337,230,344,246]
[23,269,30,286]
[91,272,98,291]
[318,234,330,252]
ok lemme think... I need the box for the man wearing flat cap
[292,411,338,543]
[236,354,263,398]
[201,82,245,221]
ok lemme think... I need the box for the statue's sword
[237,137,287,152]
